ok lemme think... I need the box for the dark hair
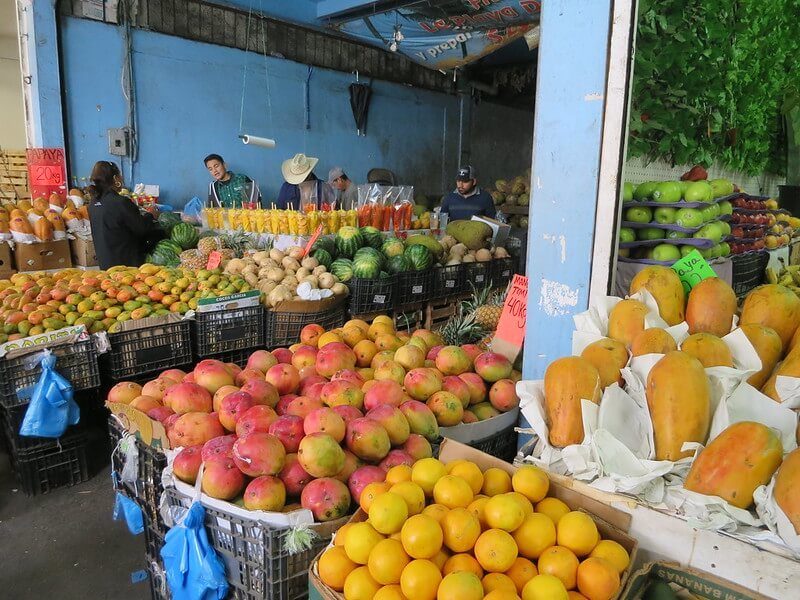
[89,160,121,198]
[340,172,350,181]
[204,154,224,165]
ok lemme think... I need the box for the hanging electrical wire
[119,0,139,183]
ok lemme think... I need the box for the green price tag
[670,249,717,294]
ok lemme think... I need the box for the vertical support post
[522,0,636,381]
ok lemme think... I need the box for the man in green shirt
[204,153,262,208]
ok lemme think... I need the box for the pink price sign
[26,148,68,199]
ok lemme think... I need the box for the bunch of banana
[766,264,800,295]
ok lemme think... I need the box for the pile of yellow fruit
[317,459,630,600]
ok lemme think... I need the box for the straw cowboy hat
[282,153,319,185]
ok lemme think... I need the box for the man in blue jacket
[440,165,496,221]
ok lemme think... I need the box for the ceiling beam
[317,0,418,22]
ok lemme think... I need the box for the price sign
[206,251,222,270]
[670,249,716,295]
[26,148,67,199]
[302,225,325,258]
[492,274,528,363]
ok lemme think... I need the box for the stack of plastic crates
[105,320,193,381]
[193,305,265,364]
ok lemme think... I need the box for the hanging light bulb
[395,27,404,42]
[389,40,398,52]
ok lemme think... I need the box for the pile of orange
[317,459,630,600]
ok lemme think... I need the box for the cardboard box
[14,240,72,271]
[472,215,511,247]
[621,561,770,600]
[69,237,97,267]
[0,242,15,278]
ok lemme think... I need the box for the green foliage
[629,0,800,175]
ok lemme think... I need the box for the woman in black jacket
[87,161,163,269]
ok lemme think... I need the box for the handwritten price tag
[492,274,528,362]
[206,251,222,270]
[26,148,67,198]
[671,249,716,294]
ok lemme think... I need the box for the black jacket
[89,191,164,269]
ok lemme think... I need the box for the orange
[318,546,357,591]
[344,522,384,564]
[557,512,600,557]
[484,494,526,532]
[482,467,513,496]
[400,559,442,600]
[391,481,426,516]
[353,339,379,367]
[446,460,484,494]
[368,539,410,585]
[318,331,343,348]
[506,492,534,516]
[431,548,451,571]
[467,496,490,528]
[513,513,557,560]
[474,529,518,573]
[374,584,408,600]
[535,497,571,525]
[589,540,630,574]
[537,546,579,589]
[334,522,354,547]
[343,566,382,600]
[568,593,590,600]
[401,514,443,559]
[522,574,569,600]
[360,482,392,512]
[433,475,474,509]
[482,572,518,594]
[443,553,484,579]
[422,503,450,524]
[512,465,550,503]
[342,326,367,347]
[505,557,538,593]
[442,507,481,553]
[576,557,620,600]
[485,590,522,600]
[412,458,448,496]
[386,464,413,485]
[437,571,484,600]
[370,492,409,535]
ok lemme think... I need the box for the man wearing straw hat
[277,153,336,210]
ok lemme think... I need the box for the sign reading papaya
[26,148,68,199]
[492,274,527,362]
[671,250,717,295]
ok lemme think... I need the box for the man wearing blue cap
[440,165,496,221]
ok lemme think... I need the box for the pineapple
[466,284,506,331]
[437,305,489,346]
[197,236,221,255]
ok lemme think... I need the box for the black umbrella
[349,82,372,136]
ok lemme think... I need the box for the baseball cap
[328,167,345,183]
[456,165,475,181]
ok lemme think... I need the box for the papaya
[680,333,734,368]
[16,200,31,212]
[685,277,736,337]
[78,206,90,219]
[544,356,601,448]
[646,351,711,461]
[9,216,33,234]
[740,324,783,389]
[46,213,66,232]
[740,284,800,352]
[33,218,53,242]
[629,266,686,326]
[761,351,800,402]
[580,338,628,389]
[10,208,27,221]
[684,421,782,509]
[32,197,49,212]
[62,207,80,221]
[790,325,800,354]
[774,448,800,534]
[631,328,678,357]
[608,299,650,348]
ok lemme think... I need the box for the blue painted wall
[60,16,461,208]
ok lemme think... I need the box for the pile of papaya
[542,265,800,534]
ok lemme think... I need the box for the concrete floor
[0,453,148,599]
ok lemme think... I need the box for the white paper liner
[11,231,38,244]
[754,475,800,558]
[774,374,800,407]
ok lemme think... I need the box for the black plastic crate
[491,257,515,288]
[465,262,492,289]
[163,488,348,600]
[395,270,434,310]
[265,301,346,349]
[9,434,91,495]
[194,306,265,358]
[106,320,192,380]
[0,338,100,409]
[1,402,88,454]
[432,264,466,299]
[348,276,395,315]
[433,422,518,464]
[732,251,769,296]
[146,559,171,600]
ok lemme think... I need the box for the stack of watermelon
[147,220,201,266]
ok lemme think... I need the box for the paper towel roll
[241,134,276,149]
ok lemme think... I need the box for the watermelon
[171,222,200,250]
[312,248,333,269]
[354,247,384,269]
[150,247,180,266]
[156,239,183,256]
[330,258,354,283]
[382,237,405,259]
[404,244,433,271]
[359,226,384,249]
[157,212,182,233]
[335,226,364,259]
[386,255,412,274]
[352,250,383,279]
[312,236,336,256]
[380,271,390,279]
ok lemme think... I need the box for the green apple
[699,246,715,259]
[633,181,659,201]
[676,208,704,228]
[652,243,682,262]
[625,206,653,223]
[718,200,733,215]
[654,207,677,224]
[679,181,692,198]
[709,178,734,198]
[684,181,713,203]
[623,182,634,202]
[717,221,731,236]
[700,205,716,222]
[666,229,689,239]
[652,181,682,203]
[680,245,694,257]
[694,223,722,243]
[638,227,666,241]
[619,227,636,243]
[717,242,731,256]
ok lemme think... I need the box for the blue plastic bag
[113,491,144,535]
[183,197,203,225]
[161,502,228,600]
[19,351,79,438]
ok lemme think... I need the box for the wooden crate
[0,150,30,203]
[425,298,457,331]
